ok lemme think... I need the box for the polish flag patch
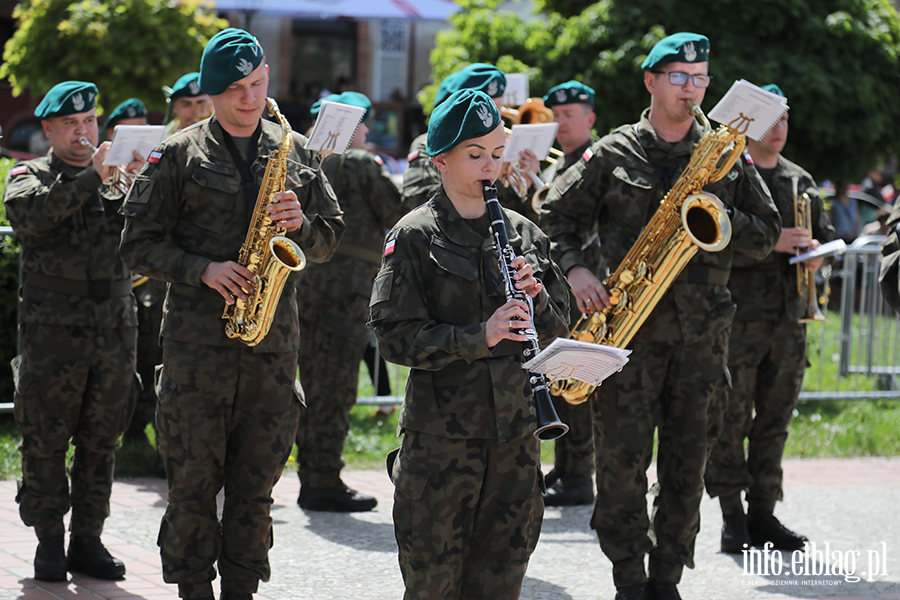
[383,239,396,257]
[407,150,420,163]
[10,165,27,176]
[374,155,384,165]
[743,151,754,165]
[148,150,164,164]
[582,147,594,162]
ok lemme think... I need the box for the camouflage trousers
[550,394,595,479]
[389,430,543,600]
[129,296,163,435]
[705,320,806,513]
[590,332,728,588]
[14,322,137,538]
[155,340,301,599]
[295,296,368,488]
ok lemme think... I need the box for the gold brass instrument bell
[78,137,137,200]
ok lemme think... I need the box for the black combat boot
[646,579,682,600]
[614,583,646,600]
[297,480,377,512]
[721,510,751,553]
[67,536,126,579]
[542,474,595,507]
[34,536,67,582]
[747,510,808,551]
[220,593,253,600]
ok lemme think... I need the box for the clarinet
[483,181,569,441]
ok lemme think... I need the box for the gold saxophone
[551,101,747,404]
[222,97,308,346]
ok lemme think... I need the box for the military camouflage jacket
[403,132,541,223]
[4,150,137,328]
[298,148,412,338]
[369,188,570,440]
[119,114,344,353]
[542,108,781,345]
[880,201,900,311]
[731,154,834,322]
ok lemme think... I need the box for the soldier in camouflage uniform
[403,63,542,222]
[880,198,900,310]
[705,84,834,554]
[541,34,781,600]
[4,81,142,582]
[119,30,344,600]
[294,91,412,512]
[537,80,603,507]
[369,89,569,600]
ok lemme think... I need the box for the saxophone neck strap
[221,123,263,221]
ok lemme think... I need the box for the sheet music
[788,239,847,264]
[502,123,559,162]
[103,125,165,165]
[304,101,366,155]
[503,74,529,107]
[707,79,789,142]
[522,338,631,386]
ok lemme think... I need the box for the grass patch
[786,400,900,457]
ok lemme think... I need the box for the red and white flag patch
[148,150,164,164]
[374,155,384,165]
[582,147,594,162]
[383,239,396,257]
[407,150,420,163]
[10,165,28,177]
[743,151,754,165]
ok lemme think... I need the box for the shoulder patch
[126,177,154,205]
[10,165,28,177]
[374,155,384,165]
[383,238,396,257]
[148,150,164,164]
[554,163,583,197]
[407,150,419,163]
[743,151,753,165]
[582,147,594,162]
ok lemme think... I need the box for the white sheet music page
[503,74,529,107]
[522,338,631,386]
[707,79,789,142]
[502,123,560,162]
[103,125,165,165]
[304,101,366,155]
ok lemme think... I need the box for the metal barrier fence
[2,228,900,411]
[802,235,900,401]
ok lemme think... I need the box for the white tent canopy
[212,0,459,20]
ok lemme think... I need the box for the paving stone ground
[1,457,898,600]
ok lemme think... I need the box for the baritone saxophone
[551,101,748,404]
[222,97,307,346]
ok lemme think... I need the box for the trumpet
[792,176,826,323]
[78,137,137,200]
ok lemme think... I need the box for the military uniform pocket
[612,164,655,190]
[390,445,434,562]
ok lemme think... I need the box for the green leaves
[429,0,900,183]
[1,0,228,113]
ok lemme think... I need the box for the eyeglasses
[650,71,712,89]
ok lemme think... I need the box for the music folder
[502,123,559,162]
[103,125,165,166]
[304,101,366,155]
[789,239,847,264]
[522,338,631,386]
[707,79,789,142]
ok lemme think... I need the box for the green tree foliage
[0,0,227,114]
[428,0,900,183]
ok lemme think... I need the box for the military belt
[335,244,383,265]
[25,272,132,298]
[675,265,730,286]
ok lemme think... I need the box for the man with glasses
[542,33,780,600]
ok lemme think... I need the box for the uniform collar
[430,187,522,249]
[635,107,703,159]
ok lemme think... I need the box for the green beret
[641,32,710,70]
[762,83,787,99]
[168,72,204,101]
[434,63,506,108]
[426,89,501,156]
[311,91,372,121]
[543,80,595,107]
[200,28,264,96]
[34,81,98,119]
[105,98,148,131]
